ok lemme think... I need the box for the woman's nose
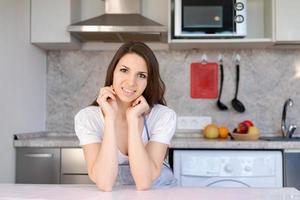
[127,75,137,86]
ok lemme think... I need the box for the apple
[248,126,260,135]
[242,120,254,128]
[238,122,248,133]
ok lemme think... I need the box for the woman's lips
[121,87,136,97]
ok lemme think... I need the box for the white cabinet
[31,0,81,50]
[275,0,300,43]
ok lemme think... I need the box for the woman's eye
[120,68,127,73]
[139,74,147,79]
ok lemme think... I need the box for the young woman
[74,41,177,191]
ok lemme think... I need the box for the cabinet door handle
[24,153,53,158]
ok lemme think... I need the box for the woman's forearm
[127,118,160,190]
[92,118,119,191]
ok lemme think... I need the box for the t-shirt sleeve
[74,107,103,146]
[149,108,177,145]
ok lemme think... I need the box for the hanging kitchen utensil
[190,55,218,99]
[216,54,228,111]
[231,54,246,113]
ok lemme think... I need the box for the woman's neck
[116,97,131,120]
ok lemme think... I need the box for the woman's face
[112,53,148,103]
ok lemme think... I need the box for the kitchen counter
[13,132,300,149]
[1,184,300,200]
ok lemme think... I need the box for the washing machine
[173,150,283,187]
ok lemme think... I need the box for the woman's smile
[121,87,137,97]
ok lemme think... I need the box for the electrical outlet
[177,116,212,131]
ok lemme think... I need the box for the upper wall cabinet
[275,0,300,44]
[31,0,81,50]
[168,0,275,49]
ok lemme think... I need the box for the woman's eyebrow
[120,65,147,74]
[120,65,129,69]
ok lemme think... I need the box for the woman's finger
[97,91,116,107]
[110,85,116,94]
[102,91,116,101]
[132,96,145,107]
[99,88,116,99]
[103,86,116,95]
[99,86,115,97]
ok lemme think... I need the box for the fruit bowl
[231,132,260,141]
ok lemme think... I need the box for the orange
[219,127,229,139]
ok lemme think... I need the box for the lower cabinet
[16,148,60,184]
[283,150,300,190]
[16,147,300,189]
[16,147,93,184]
[60,148,93,184]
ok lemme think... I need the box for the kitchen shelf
[169,38,274,49]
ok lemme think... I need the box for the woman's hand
[97,86,118,119]
[126,96,150,121]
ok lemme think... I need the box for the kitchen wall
[47,48,300,136]
[0,0,47,182]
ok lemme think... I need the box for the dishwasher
[173,150,283,187]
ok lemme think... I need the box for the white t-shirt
[74,104,177,164]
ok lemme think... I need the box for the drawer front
[16,148,60,184]
[61,175,93,184]
[61,148,87,174]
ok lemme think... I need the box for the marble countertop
[1,184,300,200]
[13,132,300,149]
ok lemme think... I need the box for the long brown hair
[91,41,166,107]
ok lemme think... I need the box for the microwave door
[183,6,225,33]
[182,1,234,34]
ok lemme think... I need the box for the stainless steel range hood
[68,0,167,43]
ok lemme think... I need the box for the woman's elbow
[96,182,113,192]
[91,176,114,192]
[135,180,152,191]
[135,184,151,191]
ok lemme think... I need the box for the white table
[1,184,300,200]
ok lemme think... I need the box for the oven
[173,0,247,38]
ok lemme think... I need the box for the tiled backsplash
[47,49,300,136]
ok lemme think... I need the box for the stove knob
[244,165,252,172]
[224,164,233,173]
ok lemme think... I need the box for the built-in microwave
[173,0,247,38]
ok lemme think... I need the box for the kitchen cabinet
[283,150,300,190]
[16,147,93,184]
[30,0,81,50]
[61,148,93,184]
[16,148,60,184]
[168,0,275,49]
[275,0,300,44]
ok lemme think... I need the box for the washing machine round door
[206,179,250,187]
